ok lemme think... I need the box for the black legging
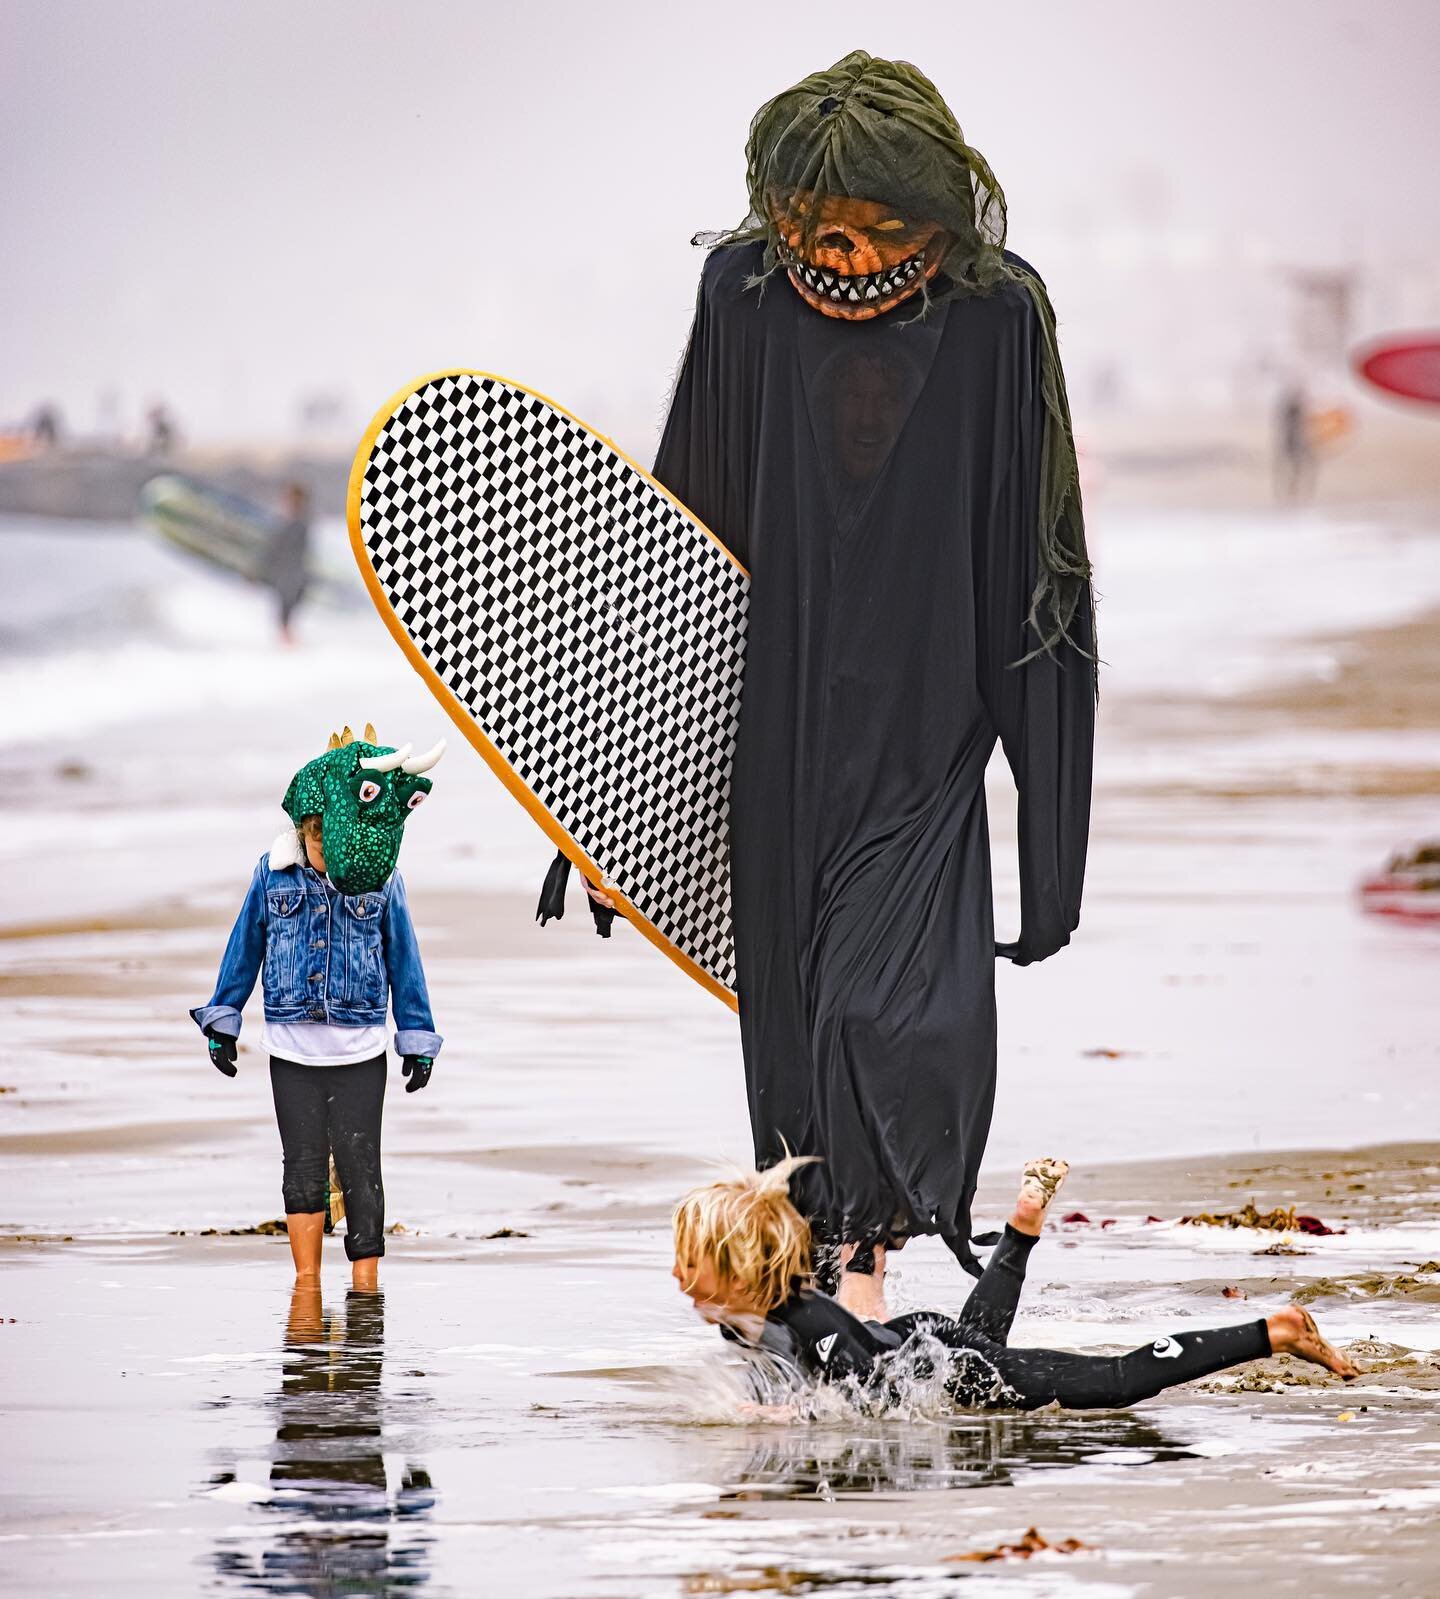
[887,1226,1271,1410]
[270,1055,386,1262]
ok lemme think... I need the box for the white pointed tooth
[829,286,843,300]
[865,283,879,299]
[847,284,860,301]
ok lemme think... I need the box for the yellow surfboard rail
[347,367,746,1013]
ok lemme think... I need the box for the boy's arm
[189,863,267,1038]
[383,873,443,1059]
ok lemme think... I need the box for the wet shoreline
[3,499,1439,1594]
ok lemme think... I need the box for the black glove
[402,1054,433,1093]
[536,847,619,937]
[205,1026,238,1077]
[995,932,1069,967]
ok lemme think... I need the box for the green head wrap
[712,49,1096,677]
[279,725,444,895]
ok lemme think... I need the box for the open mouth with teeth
[779,244,935,321]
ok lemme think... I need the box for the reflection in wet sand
[725,1411,1199,1498]
[208,1287,436,1593]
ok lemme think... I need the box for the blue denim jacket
[190,853,442,1058]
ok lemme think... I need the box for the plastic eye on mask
[358,779,382,803]
[406,791,427,810]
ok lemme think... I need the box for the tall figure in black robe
[653,52,1097,1275]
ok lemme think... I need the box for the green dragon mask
[272,723,445,894]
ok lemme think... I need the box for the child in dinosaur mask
[191,725,445,1291]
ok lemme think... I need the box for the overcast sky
[4,0,1438,444]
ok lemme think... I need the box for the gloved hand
[402,1054,433,1093]
[995,931,1070,967]
[205,1027,238,1077]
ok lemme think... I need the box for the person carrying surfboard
[190,726,445,1291]
[268,480,312,644]
[650,51,1098,1287]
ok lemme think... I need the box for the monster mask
[770,192,946,322]
[709,49,1096,674]
[734,51,1011,323]
[276,724,445,894]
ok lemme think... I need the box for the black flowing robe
[654,243,1095,1268]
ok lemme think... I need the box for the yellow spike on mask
[340,726,354,746]
[363,722,377,743]
[327,731,342,750]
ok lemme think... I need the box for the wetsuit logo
[1152,1336,1184,1360]
[815,1333,838,1365]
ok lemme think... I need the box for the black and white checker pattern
[358,373,749,997]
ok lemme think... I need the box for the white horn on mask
[402,739,447,775]
[357,742,412,772]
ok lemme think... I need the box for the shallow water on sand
[5,1206,1440,1596]
[2,503,1440,1593]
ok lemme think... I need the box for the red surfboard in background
[1353,333,1440,406]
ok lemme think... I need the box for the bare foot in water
[1011,1157,1070,1237]
[836,1241,889,1322]
[1266,1306,1359,1380]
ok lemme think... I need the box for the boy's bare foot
[1267,1306,1359,1380]
[836,1241,889,1322]
[1011,1157,1070,1237]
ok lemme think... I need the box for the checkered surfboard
[347,370,749,1007]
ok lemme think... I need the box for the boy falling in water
[673,1156,1357,1410]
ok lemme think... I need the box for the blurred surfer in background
[30,402,62,450]
[652,52,1096,1285]
[1275,383,1315,503]
[190,727,446,1291]
[144,400,178,457]
[269,480,312,643]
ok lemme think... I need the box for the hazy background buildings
[4,0,1438,455]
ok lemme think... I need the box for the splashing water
[656,1330,1023,1428]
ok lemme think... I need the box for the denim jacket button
[308,1007,325,1020]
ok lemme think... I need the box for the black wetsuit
[726,1227,1270,1411]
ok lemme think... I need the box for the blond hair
[672,1154,818,1316]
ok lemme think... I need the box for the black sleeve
[976,304,1095,967]
[652,258,750,568]
[769,1289,903,1383]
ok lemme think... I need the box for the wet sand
[2,1140,1438,1597]
[2,499,1439,1594]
